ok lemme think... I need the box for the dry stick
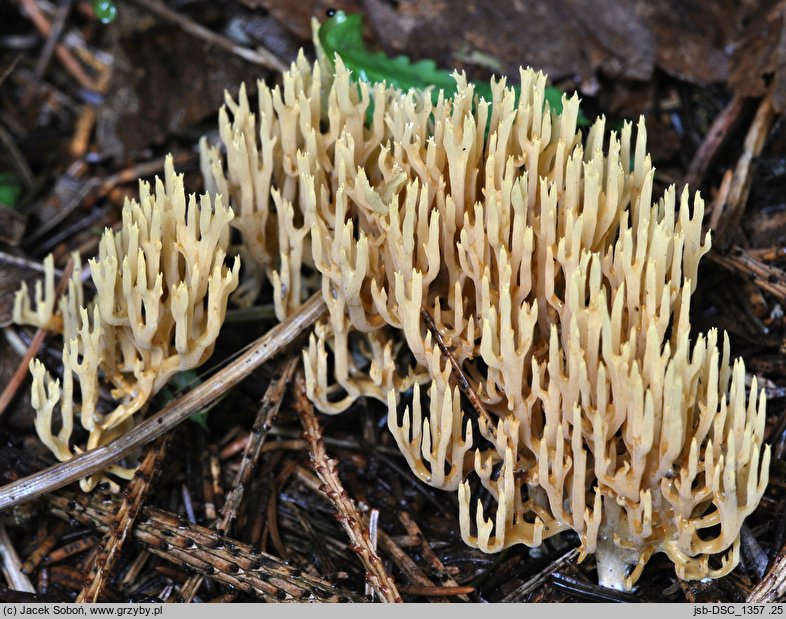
[714,93,776,249]
[47,495,362,602]
[398,584,475,596]
[76,435,169,602]
[18,0,98,91]
[709,248,786,302]
[377,529,439,598]
[43,537,96,565]
[0,123,35,190]
[266,460,297,559]
[21,521,65,574]
[684,96,746,190]
[34,0,73,79]
[420,307,493,428]
[293,371,402,603]
[0,55,22,87]
[500,548,579,602]
[0,292,326,513]
[208,447,224,516]
[179,356,299,602]
[97,152,195,199]
[708,168,733,231]
[0,523,35,593]
[24,177,98,247]
[398,511,469,602]
[5,256,70,306]
[749,544,786,602]
[0,256,75,418]
[549,572,640,603]
[127,0,288,73]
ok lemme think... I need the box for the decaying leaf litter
[1,0,786,603]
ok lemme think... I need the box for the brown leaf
[730,0,786,111]
[97,27,262,159]
[0,205,27,246]
[361,0,744,94]
[640,0,742,84]
[242,0,364,41]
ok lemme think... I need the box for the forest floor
[1,0,786,604]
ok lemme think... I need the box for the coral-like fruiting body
[15,157,239,490]
[205,49,770,589]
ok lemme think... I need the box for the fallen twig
[397,584,475,596]
[550,572,641,603]
[714,93,776,248]
[127,0,288,73]
[0,122,35,190]
[20,521,66,574]
[34,0,73,80]
[0,55,22,87]
[377,529,442,601]
[0,292,326,512]
[76,435,169,602]
[48,494,361,602]
[293,370,402,603]
[17,0,98,91]
[748,540,786,602]
[709,247,786,302]
[500,548,579,602]
[398,511,469,601]
[420,307,493,429]
[684,96,746,190]
[0,523,35,593]
[180,356,299,601]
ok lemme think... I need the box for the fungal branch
[14,157,239,490]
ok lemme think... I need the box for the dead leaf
[97,27,261,159]
[0,204,27,246]
[242,0,364,41]
[729,0,786,111]
[360,0,745,95]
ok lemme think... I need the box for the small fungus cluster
[14,158,238,490]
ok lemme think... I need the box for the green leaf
[158,370,225,431]
[91,0,117,24]
[0,173,22,208]
[317,10,587,124]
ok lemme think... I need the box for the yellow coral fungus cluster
[14,157,239,490]
[201,52,770,589]
[15,42,769,588]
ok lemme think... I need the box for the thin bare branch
[48,494,361,602]
[714,93,776,248]
[76,436,169,602]
[709,247,786,302]
[748,545,786,602]
[180,356,299,601]
[293,371,402,603]
[420,307,494,430]
[18,0,98,91]
[127,0,288,73]
[0,523,35,593]
[500,548,579,602]
[398,584,475,596]
[34,0,73,79]
[684,96,746,190]
[0,55,22,87]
